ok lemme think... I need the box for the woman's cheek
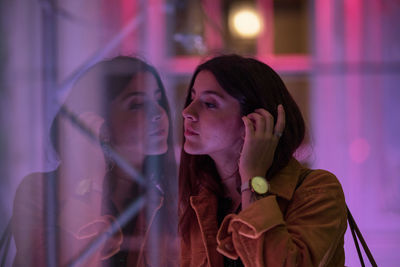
[114,115,144,146]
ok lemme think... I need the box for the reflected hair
[51,56,177,233]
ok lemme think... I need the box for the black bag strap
[347,208,378,267]
[296,169,377,267]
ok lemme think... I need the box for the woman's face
[182,70,244,156]
[108,71,169,162]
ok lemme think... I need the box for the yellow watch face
[251,176,268,194]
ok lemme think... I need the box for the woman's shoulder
[16,171,54,193]
[302,168,342,187]
[295,168,345,201]
[14,171,58,206]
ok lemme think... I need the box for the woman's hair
[179,54,305,240]
[55,56,170,125]
[52,56,177,233]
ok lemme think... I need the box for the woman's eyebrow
[122,92,146,100]
[202,90,224,99]
[191,88,224,99]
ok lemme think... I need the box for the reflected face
[108,71,169,162]
[182,71,244,156]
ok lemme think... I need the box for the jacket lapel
[190,190,224,267]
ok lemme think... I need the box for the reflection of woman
[179,55,347,266]
[12,56,177,266]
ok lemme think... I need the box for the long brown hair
[179,54,305,241]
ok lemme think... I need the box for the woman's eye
[205,102,216,108]
[129,102,144,110]
[155,91,162,102]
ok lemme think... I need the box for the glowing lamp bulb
[231,9,261,38]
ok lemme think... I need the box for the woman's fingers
[254,109,274,136]
[244,105,285,139]
[242,116,254,137]
[247,112,266,135]
[274,105,285,138]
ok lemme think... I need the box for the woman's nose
[182,103,197,121]
[152,113,162,122]
[149,102,165,122]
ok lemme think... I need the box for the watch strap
[240,180,250,193]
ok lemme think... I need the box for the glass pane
[3,1,180,265]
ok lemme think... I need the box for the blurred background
[1,0,399,265]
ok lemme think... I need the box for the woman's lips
[184,128,199,137]
[149,129,166,136]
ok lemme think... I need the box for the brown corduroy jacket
[180,159,347,267]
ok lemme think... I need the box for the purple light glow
[349,138,370,164]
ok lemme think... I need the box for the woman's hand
[239,105,285,184]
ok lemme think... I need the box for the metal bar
[41,0,59,266]
[0,222,12,267]
[0,220,11,266]
[0,220,11,251]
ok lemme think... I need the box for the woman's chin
[183,142,204,155]
[145,142,168,155]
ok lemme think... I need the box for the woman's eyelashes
[204,101,217,109]
[129,101,144,110]
[202,96,219,109]
[128,91,163,110]
[189,97,218,109]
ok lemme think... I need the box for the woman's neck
[209,149,241,202]
[108,163,144,212]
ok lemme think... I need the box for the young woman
[179,54,347,266]
[12,56,178,266]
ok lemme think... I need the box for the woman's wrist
[240,169,268,184]
[241,189,252,209]
[240,179,250,193]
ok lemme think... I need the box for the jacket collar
[190,190,219,237]
[268,158,304,201]
[190,192,224,266]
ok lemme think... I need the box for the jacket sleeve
[216,170,347,267]
[12,173,122,267]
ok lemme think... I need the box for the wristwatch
[241,176,269,195]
